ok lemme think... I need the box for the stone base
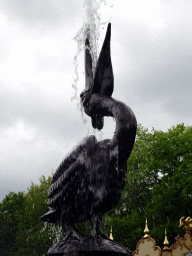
[44,252,130,256]
[42,229,131,256]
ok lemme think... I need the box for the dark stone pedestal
[44,252,130,256]
[42,230,132,256]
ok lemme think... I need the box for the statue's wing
[92,23,114,97]
[84,23,114,131]
[41,135,97,223]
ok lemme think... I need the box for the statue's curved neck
[106,97,137,161]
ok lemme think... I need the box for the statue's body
[41,23,137,256]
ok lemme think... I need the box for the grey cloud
[0,82,85,142]
[1,0,82,26]
[112,19,192,121]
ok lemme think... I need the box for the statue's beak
[91,115,104,130]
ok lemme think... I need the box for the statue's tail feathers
[41,208,61,223]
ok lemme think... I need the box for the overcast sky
[1,0,192,202]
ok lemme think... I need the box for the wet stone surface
[43,229,132,256]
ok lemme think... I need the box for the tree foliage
[0,191,26,256]
[0,175,64,256]
[15,175,54,255]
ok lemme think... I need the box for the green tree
[146,124,192,247]
[15,175,61,256]
[0,175,62,256]
[0,191,26,256]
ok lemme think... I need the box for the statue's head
[81,23,114,131]
[80,89,104,130]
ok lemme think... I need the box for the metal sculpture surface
[41,23,137,256]
[179,217,192,230]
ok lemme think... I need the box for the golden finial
[109,227,114,240]
[144,218,149,238]
[163,229,170,249]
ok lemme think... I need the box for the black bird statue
[41,23,137,255]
